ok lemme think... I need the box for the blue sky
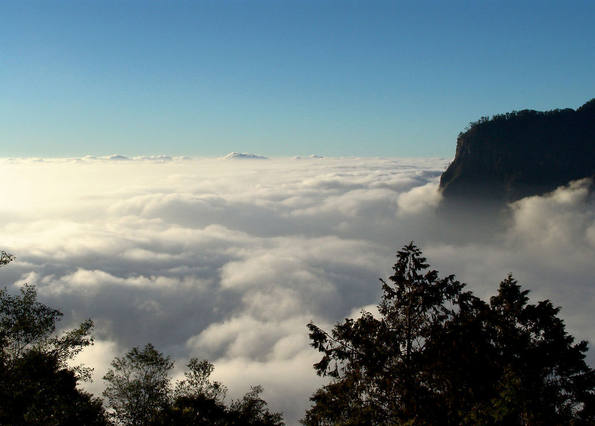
[1,0,594,157]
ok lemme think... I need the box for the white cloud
[397,182,442,215]
[0,157,593,424]
[71,339,120,397]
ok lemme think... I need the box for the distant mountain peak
[106,154,130,161]
[222,152,268,160]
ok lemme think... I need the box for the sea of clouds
[0,155,593,424]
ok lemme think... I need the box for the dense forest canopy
[460,98,595,136]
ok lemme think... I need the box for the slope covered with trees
[440,99,595,203]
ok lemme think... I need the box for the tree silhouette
[0,254,108,425]
[157,358,229,425]
[227,385,284,425]
[0,349,107,425]
[103,343,174,425]
[105,347,285,425]
[303,243,595,425]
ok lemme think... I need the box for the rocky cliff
[439,99,595,203]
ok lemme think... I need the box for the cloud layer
[0,156,593,424]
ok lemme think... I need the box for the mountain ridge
[439,99,595,203]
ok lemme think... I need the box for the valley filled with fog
[1,156,593,423]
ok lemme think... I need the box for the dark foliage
[103,343,174,425]
[160,383,284,426]
[157,394,229,426]
[0,350,108,425]
[303,243,595,425]
[0,254,108,425]
[227,385,285,425]
[104,346,284,426]
[440,98,595,202]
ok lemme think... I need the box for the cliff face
[439,99,595,203]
